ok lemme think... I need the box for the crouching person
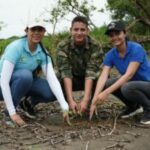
[0,20,69,126]
[90,21,150,125]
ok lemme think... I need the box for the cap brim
[27,22,46,29]
[105,29,122,35]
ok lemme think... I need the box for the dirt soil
[0,92,150,150]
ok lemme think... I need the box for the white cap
[27,20,46,30]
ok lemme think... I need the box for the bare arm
[104,62,140,95]
[92,66,111,104]
[63,77,73,103]
[63,77,79,113]
[78,79,94,112]
[89,66,111,119]
[90,62,140,119]
[83,78,93,102]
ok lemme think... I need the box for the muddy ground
[0,92,150,150]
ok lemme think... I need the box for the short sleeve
[3,42,21,64]
[129,45,145,63]
[103,50,114,67]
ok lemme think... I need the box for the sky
[0,0,111,39]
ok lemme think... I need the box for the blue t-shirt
[0,37,51,75]
[103,41,150,81]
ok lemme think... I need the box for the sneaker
[18,97,36,119]
[140,110,150,125]
[120,106,143,119]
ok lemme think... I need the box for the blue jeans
[0,69,56,108]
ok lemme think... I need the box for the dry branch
[85,141,89,150]
[101,143,119,150]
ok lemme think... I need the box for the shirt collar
[114,41,130,57]
[24,38,42,55]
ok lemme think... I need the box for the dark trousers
[61,76,97,100]
[105,78,150,111]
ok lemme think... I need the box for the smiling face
[25,26,46,51]
[108,30,126,47]
[70,21,89,45]
[25,26,46,44]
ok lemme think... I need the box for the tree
[107,0,150,26]
[106,0,150,43]
[45,0,104,34]
[107,0,150,27]
[44,1,66,35]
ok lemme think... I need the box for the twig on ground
[97,128,105,137]
[98,124,108,130]
[25,140,43,146]
[79,134,83,140]
[97,114,119,137]
[85,141,89,150]
[134,124,150,129]
[50,138,65,145]
[101,143,123,150]
[126,131,141,138]
[107,139,131,143]
[107,115,118,135]
[35,122,46,129]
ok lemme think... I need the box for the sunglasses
[30,27,45,32]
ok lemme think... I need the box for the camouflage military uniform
[56,36,104,91]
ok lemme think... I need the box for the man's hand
[10,113,26,126]
[79,99,88,113]
[69,100,79,114]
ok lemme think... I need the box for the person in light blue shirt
[90,21,150,125]
[0,37,50,73]
[0,21,70,126]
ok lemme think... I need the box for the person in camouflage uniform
[56,16,103,114]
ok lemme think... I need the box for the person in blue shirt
[0,20,70,126]
[90,21,150,125]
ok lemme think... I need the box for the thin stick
[107,115,118,135]
[98,114,118,137]
[85,141,89,150]
[126,131,141,137]
[35,122,46,129]
[107,139,131,143]
[97,128,105,137]
[101,143,118,150]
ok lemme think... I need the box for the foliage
[106,0,150,32]
[107,0,150,26]
[106,0,150,46]
[45,0,103,34]
[0,37,18,55]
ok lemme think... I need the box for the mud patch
[0,94,150,150]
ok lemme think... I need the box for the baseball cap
[27,20,46,29]
[105,21,125,35]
